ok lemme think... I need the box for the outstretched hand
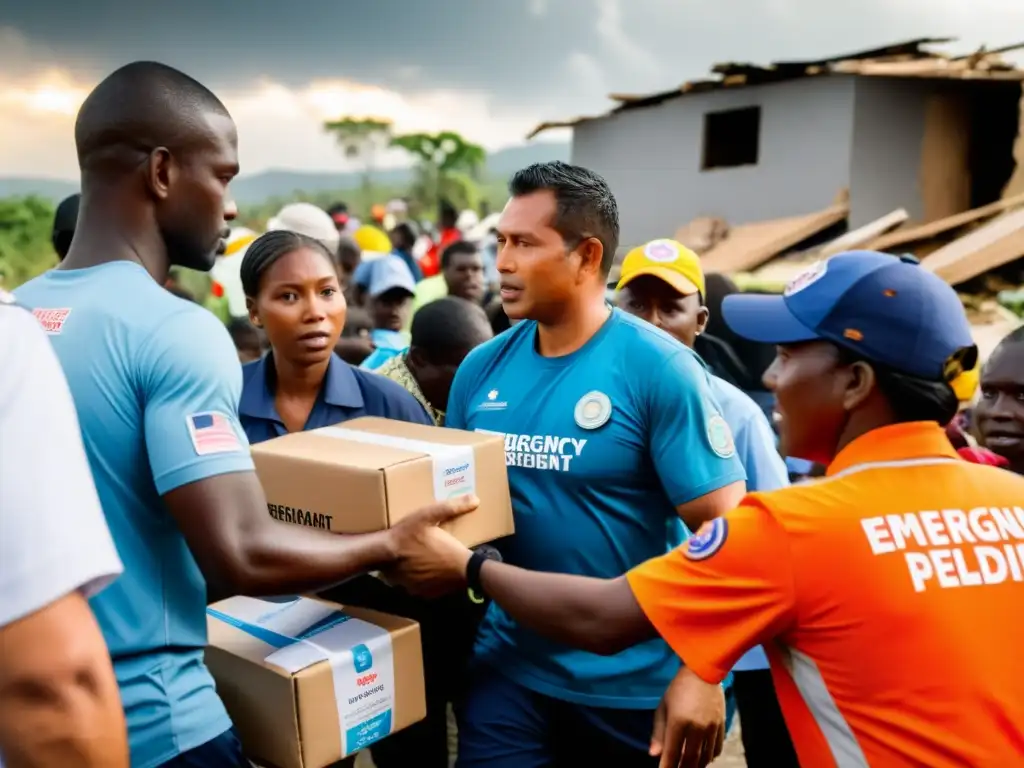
[384,494,478,598]
[650,666,726,768]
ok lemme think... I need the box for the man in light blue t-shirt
[17,61,470,768]
[615,238,797,768]
[443,162,747,767]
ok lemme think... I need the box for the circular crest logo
[643,240,680,263]
[706,414,735,458]
[685,518,728,561]
[574,390,613,430]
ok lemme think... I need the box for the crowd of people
[3,58,1024,768]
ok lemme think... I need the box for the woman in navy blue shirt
[238,230,470,768]
[238,230,431,440]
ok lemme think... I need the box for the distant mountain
[0,177,79,201]
[0,141,570,205]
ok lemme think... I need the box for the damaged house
[529,38,1024,254]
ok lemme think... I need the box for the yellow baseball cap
[616,239,705,297]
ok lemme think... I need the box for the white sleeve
[0,305,123,628]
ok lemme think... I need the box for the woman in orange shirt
[395,251,1024,768]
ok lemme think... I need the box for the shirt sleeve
[0,307,124,627]
[732,406,789,493]
[626,502,797,683]
[649,350,747,505]
[139,307,254,495]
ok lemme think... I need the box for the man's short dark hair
[390,222,417,249]
[411,297,491,359]
[508,161,620,275]
[74,61,230,178]
[440,240,479,270]
[994,325,1024,354]
[336,235,361,273]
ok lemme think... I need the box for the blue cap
[722,250,977,382]
[367,255,416,298]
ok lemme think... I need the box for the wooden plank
[866,191,1024,251]
[699,203,848,274]
[921,208,1024,284]
[919,92,972,222]
[817,209,909,257]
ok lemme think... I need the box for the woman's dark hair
[835,346,959,426]
[240,230,337,297]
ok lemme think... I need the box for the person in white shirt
[0,294,128,768]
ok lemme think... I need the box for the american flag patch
[186,411,242,456]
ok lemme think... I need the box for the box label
[207,596,396,757]
[316,426,476,500]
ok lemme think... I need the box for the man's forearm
[478,562,656,655]
[0,594,129,768]
[221,523,396,597]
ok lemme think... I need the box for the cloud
[0,39,541,178]
[528,0,548,17]
[593,0,661,79]
[566,51,608,100]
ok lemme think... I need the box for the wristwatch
[467,545,502,603]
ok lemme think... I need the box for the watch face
[473,544,503,563]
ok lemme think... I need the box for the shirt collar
[239,352,364,422]
[826,421,958,477]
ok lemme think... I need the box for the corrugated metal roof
[527,37,1024,139]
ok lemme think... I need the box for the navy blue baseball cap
[722,250,977,382]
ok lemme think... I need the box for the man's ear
[842,360,876,411]
[696,305,710,335]
[574,236,604,283]
[146,147,174,201]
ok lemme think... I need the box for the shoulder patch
[685,518,728,561]
[186,411,243,456]
[706,413,735,458]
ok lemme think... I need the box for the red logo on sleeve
[31,308,72,334]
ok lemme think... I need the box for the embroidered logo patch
[574,390,613,430]
[706,414,735,458]
[685,518,728,561]
[783,260,828,297]
[643,239,680,263]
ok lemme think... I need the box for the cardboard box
[251,417,513,547]
[206,595,426,768]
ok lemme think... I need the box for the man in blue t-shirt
[442,162,747,767]
[614,238,797,767]
[16,62,472,768]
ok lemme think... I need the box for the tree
[389,131,486,213]
[323,117,394,205]
[0,196,57,288]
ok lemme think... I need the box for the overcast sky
[3,0,1024,178]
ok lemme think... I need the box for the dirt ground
[352,722,748,767]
